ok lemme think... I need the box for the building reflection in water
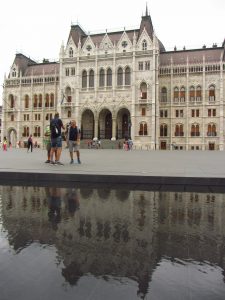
[0,185,225,299]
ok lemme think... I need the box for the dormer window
[122,41,128,48]
[12,68,16,77]
[69,47,73,58]
[142,40,147,51]
[86,45,92,51]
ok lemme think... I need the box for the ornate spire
[139,4,154,40]
[145,2,148,16]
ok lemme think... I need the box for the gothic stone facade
[2,11,225,150]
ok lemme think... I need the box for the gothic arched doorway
[81,109,94,139]
[8,128,17,147]
[99,109,112,139]
[116,108,131,139]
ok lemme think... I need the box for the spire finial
[145,2,148,16]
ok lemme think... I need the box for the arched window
[125,66,131,85]
[69,47,73,58]
[34,126,41,137]
[106,68,112,87]
[140,82,147,99]
[50,94,54,107]
[38,94,42,108]
[65,87,72,102]
[99,69,105,87]
[161,87,167,103]
[142,40,147,51]
[196,86,202,101]
[45,94,49,107]
[23,126,29,137]
[189,86,195,102]
[139,122,148,135]
[207,123,217,136]
[25,95,29,109]
[175,124,184,136]
[117,67,123,86]
[33,94,38,108]
[82,70,87,88]
[209,85,215,101]
[180,86,185,102]
[174,87,179,102]
[191,124,200,136]
[89,69,94,88]
[160,124,168,137]
[144,123,147,135]
[68,111,71,118]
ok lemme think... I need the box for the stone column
[94,114,98,139]
[112,117,116,140]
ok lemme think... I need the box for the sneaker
[50,161,55,165]
[70,159,74,164]
[55,161,64,166]
[45,160,50,163]
[77,159,81,164]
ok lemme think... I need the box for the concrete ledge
[1,171,225,193]
[1,149,225,192]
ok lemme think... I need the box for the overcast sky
[0,0,224,104]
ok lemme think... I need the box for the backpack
[51,121,60,138]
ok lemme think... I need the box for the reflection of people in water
[48,187,61,228]
[66,188,80,216]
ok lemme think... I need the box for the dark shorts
[51,136,62,148]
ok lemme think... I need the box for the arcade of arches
[81,108,131,140]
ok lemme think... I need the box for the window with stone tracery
[82,70,87,88]
[142,40,147,50]
[209,85,215,102]
[69,47,73,58]
[191,124,200,136]
[117,67,123,86]
[139,122,148,135]
[175,124,184,136]
[99,69,105,87]
[160,124,168,137]
[89,70,94,88]
[107,68,112,87]
[125,67,131,85]
[207,123,216,136]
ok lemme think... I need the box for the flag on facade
[61,93,66,105]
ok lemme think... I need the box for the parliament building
[2,8,225,150]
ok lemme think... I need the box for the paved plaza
[0,148,225,189]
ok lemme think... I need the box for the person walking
[67,120,81,164]
[3,136,7,151]
[43,125,51,163]
[50,112,65,165]
[27,134,33,152]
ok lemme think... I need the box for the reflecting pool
[0,185,225,300]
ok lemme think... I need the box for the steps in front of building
[80,139,124,149]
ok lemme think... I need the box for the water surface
[0,185,225,300]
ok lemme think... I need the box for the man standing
[27,134,33,152]
[50,112,65,165]
[68,120,81,164]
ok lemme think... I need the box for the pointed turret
[139,4,154,40]
[59,41,64,58]
[68,24,87,47]
[13,53,36,77]
[222,38,225,61]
